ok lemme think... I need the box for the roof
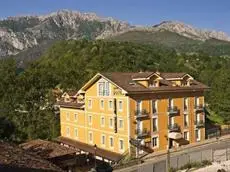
[56,101,84,109]
[20,139,76,159]
[101,72,209,94]
[0,141,62,171]
[160,72,187,79]
[56,137,123,162]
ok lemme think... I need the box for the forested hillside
[1,40,230,142]
[110,30,230,56]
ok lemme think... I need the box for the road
[115,137,230,172]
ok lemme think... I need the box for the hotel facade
[57,72,209,162]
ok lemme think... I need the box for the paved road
[115,137,230,172]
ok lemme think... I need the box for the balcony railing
[168,123,180,132]
[135,109,150,120]
[194,120,205,128]
[195,104,204,112]
[168,106,180,115]
[135,128,151,139]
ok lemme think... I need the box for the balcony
[194,120,205,128]
[195,104,204,112]
[135,109,150,120]
[135,128,151,139]
[168,123,180,132]
[168,106,180,116]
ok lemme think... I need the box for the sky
[0,0,230,33]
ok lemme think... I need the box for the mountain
[109,21,230,56]
[0,10,130,57]
[1,10,230,64]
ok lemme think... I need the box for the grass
[169,160,212,172]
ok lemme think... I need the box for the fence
[120,145,230,172]
[206,127,230,139]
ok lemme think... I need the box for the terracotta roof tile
[20,139,76,159]
[101,72,209,94]
[56,101,84,109]
[56,137,123,162]
[0,141,63,171]
[160,72,186,79]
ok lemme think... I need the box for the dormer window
[149,80,158,87]
[98,80,110,96]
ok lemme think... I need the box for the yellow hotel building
[57,72,209,162]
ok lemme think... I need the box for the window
[152,100,157,114]
[88,99,92,109]
[195,129,200,141]
[152,118,158,132]
[66,113,70,121]
[74,128,78,138]
[149,80,158,87]
[119,139,124,151]
[108,100,113,110]
[184,98,188,111]
[195,97,199,107]
[109,137,114,148]
[152,137,158,147]
[118,100,123,111]
[119,119,124,129]
[101,135,106,145]
[66,127,70,137]
[184,131,189,140]
[98,81,110,96]
[100,100,104,109]
[169,116,174,126]
[184,114,188,127]
[89,132,93,143]
[101,116,105,127]
[88,115,92,125]
[169,98,173,108]
[74,113,78,121]
[109,118,113,128]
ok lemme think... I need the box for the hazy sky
[1,0,229,33]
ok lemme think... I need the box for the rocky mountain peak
[152,20,230,41]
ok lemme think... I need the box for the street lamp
[94,144,97,170]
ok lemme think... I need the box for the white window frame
[66,113,70,121]
[88,99,92,109]
[169,98,174,108]
[98,80,110,96]
[74,113,78,122]
[152,117,158,132]
[109,136,114,149]
[101,116,105,127]
[118,118,124,130]
[89,131,93,144]
[66,126,70,137]
[118,100,123,112]
[195,129,201,141]
[119,138,125,152]
[109,117,113,129]
[184,113,189,127]
[152,135,159,148]
[184,97,189,111]
[101,134,106,147]
[152,99,158,114]
[88,115,92,125]
[74,128,78,138]
[183,131,189,141]
[100,99,104,110]
[108,100,113,110]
